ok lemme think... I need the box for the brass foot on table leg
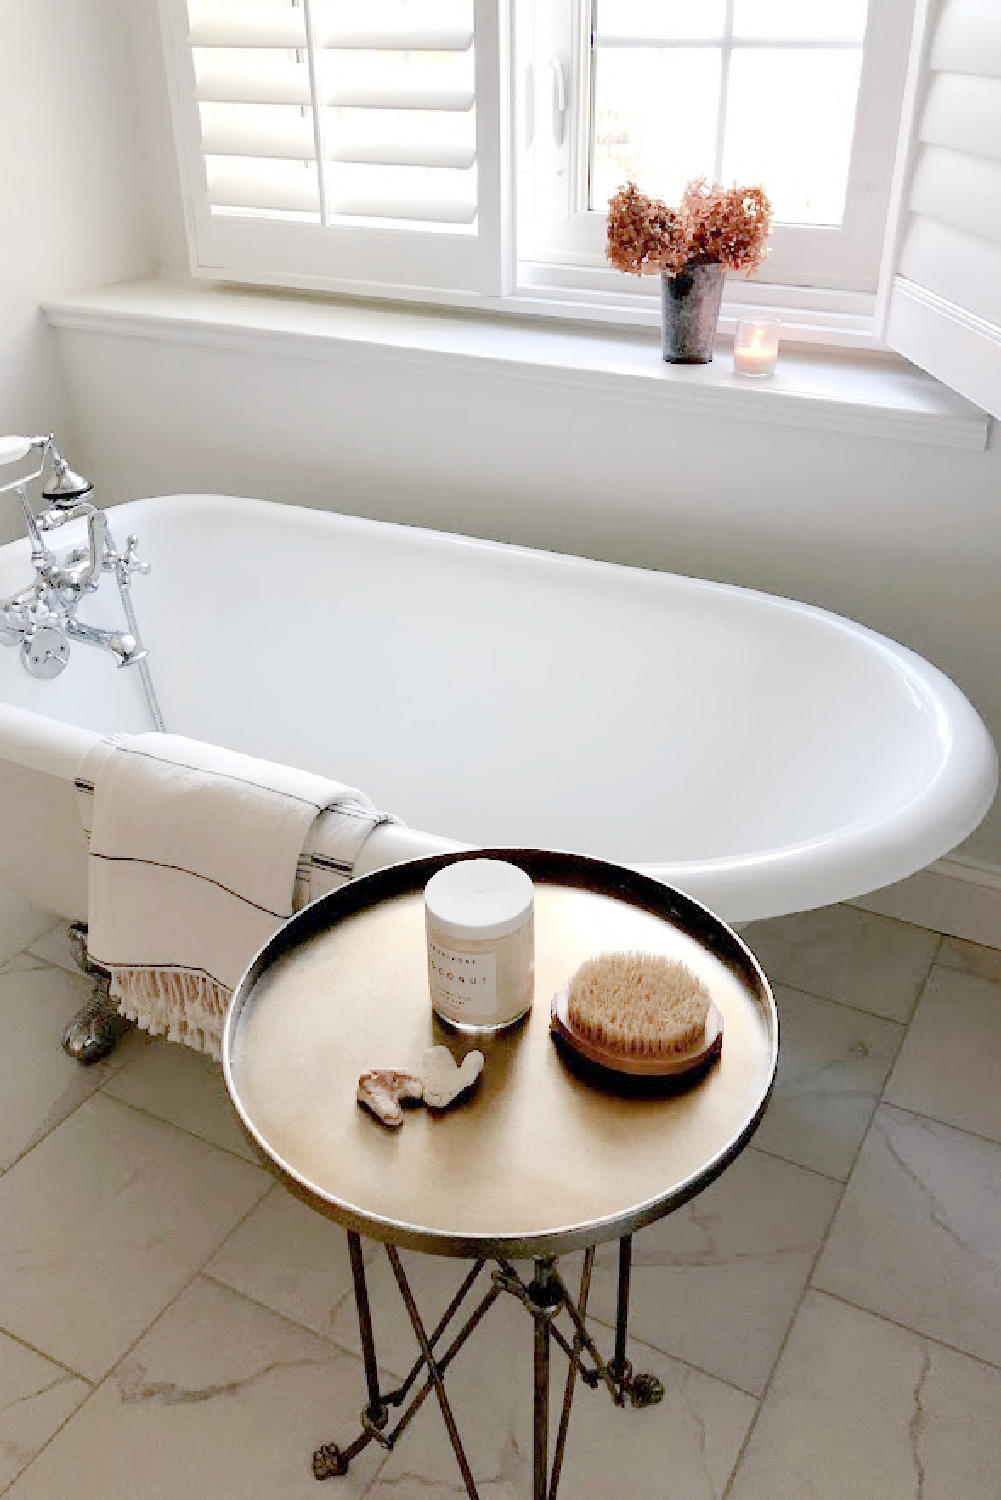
[608,1355,664,1409]
[312,1443,349,1480]
[628,1372,665,1408]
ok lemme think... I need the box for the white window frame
[516,0,918,302]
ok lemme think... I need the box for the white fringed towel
[77,732,393,1057]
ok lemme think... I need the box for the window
[159,0,1001,417]
[589,2,872,224]
[518,0,916,294]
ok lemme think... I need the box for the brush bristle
[567,952,711,1057]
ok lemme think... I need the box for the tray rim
[222,848,779,1258]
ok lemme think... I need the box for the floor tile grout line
[0,1063,122,1184]
[766,975,914,1026]
[870,1097,1001,1156]
[0,1371,93,1498]
[905,931,946,1024]
[748,1138,862,1187]
[185,1257,445,1494]
[585,1313,762,1402]
[809,1285,1001,1377]
[197,1264,376,1367]
[198,1263,373,1367]
[839,903,962,943]
[721,1168,851,1496]
[742,1141,848,1186]
[0,1056,264,1188]
[0,929,118,1184]
[1,1172,276,1494]
[0,1323,94,1385]
[741,979,913,1185]
[197,1261,424,1412]
[744,980,916,1188]
[934,948,1001,978]
[0,957,54,979]
[0,920,65,971]
[95,1084,270,1170]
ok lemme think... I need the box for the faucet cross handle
[120,535,151,578]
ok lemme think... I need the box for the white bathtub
[0,493,994,926]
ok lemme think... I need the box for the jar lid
[425,859,534,941]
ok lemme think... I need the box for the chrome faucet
[0,434,163,727]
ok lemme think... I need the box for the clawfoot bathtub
[0,493,994,928]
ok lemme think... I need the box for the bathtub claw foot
[67,921,108,978]
[61,979,131,1064]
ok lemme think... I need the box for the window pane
[722,50,863,225]
[594,0,725,42]
[732,0,869,43]
[591,49,721,211]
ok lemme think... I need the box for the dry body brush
[607,178,772,278]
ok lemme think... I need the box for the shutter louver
[159,0,509,296]
[880,0,1001,419]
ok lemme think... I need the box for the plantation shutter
[879,0,1001,419]
[158,0,510,298]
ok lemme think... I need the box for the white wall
[16,5,1001,879]
[0,0,154,524]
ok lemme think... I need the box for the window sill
[43,278,991,452]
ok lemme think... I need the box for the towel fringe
[109,966,231,1060]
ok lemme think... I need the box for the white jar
[425,859,535,1032]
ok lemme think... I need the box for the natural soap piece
[357,1069,424,1129]
[421,1045,484,1109]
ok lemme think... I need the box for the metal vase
[660,264,726,364]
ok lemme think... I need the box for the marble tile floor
[2,893,1001,1496]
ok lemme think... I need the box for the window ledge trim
[43,278,991,452]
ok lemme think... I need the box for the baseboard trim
[847,854,1001,950]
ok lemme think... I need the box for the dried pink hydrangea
[607,177,773,278]
[604,182,688,276]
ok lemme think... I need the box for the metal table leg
[350,1231,387,1430]
[548,1247,594,1500]
[388,1244,480,1499]
[526,1258,562,1500]
[314,1233,665,1492]
[314,1238,500,1488]
[610,1235,665,1409]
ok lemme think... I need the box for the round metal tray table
[223,850,778,1498]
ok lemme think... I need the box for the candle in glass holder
[734,319,779,376]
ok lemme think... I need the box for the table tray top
[223,850,778,1258]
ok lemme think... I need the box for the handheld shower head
[0,435,32,467]
[0,435,91,507]
[42,445,93,505]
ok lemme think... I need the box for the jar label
[428,939,497,1023]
